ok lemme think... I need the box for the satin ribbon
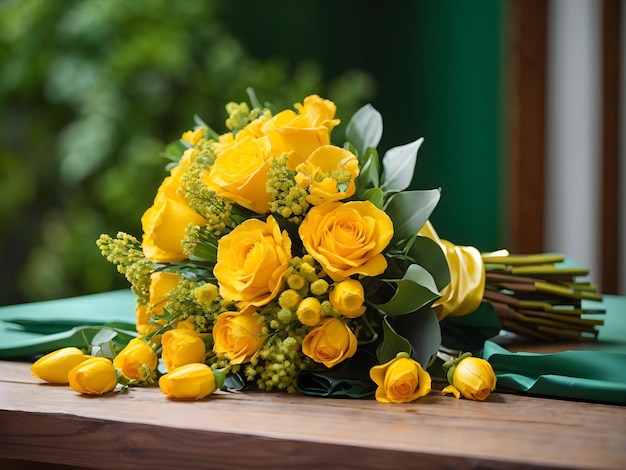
[418,221,487,321]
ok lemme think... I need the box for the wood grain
[1,360,624,469]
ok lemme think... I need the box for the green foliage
[0,0,374,304]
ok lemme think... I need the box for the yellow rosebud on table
[31,347,91,384]
[159,363,217,400]
[369,353,432,404]
[302,317,357,368]
[162,328,206,371]
[113,337,158,382]
[68,357,118,395]
[442,353,497,401]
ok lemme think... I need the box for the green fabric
[0,290,136,358]
[483,341,626,405]
[482,295,626,405]
[296,350,377,398]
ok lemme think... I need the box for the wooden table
[0,359,624,470]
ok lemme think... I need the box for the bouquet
[30,90,602,403]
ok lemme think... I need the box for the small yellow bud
[329,279,367,318]
[287,273,306,290]
[195,283,219,304]
[296,297,322,326]
[299,263,318,282]
[279,289,302,309]
[310,279,329,296]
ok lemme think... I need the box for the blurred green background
[0,0,506,305]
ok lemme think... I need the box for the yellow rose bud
[213,307,266,365]
[329,279,367,318]
[442,356,497,401]
[161,329,206,371]
[369,353,432,404]
[159,363,216,400]
[31,347,90,384]
[113,338,158,382]
[214,215,292,307]
[299,201,393,282]
[68,357,118,395]
[296,297,322,326]
[181,128,205,146]
[302,317,357,368]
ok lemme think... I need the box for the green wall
[226,0,508,251]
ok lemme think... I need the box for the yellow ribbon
[418,221,488,321]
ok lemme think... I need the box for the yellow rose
[202,135,273,214]
[68,357,118,395]
[329,279,367,318]
[369,353,432,404]
[149,271,180,314]
[141,174,207,262]
[213,307,266,365]
[113,338,158,382]
[161,328,206,371]
[214,215,292,307]
[181,128,205,146]
[31,347,90,384]
[296,296,322,326]
[294,145,359,206]
[299,201,393,282]
[442,356,496,401]
[302,317,357,368]
[262,94,340,170]
[159,363,216,400]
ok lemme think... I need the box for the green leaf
[381,137,424,192]
[376,316,412,364]
[224,372,247,391]
[362,187,384,209]
[355,147,380,192]
[160,140,187,162]
[372,263,441,316]
[91,327,119,345]
[385,189,441,246]
[394,306,442,367]
[405,235,451,291]
[345,104,383,159]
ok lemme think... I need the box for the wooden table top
[0,359,624,470]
